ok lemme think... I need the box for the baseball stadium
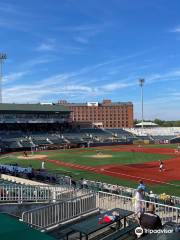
[0,102,180,239]
[1,1,180,238]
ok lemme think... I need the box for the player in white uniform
[159,160,165,172]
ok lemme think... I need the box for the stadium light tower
[139,78,145,129]
[0,53,7,103]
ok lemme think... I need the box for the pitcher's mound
[91,154,112,158]
[17,154,47,160]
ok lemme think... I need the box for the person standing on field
[41,161,45,170]
[159,160,165,172]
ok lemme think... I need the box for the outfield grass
[143,144,178,149]
[1,150,172,167]
[48,151,172,166]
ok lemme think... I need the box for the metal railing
[98,191,180,224]
[0,184,80,203]
[22,193,98,229]
[57,176,180,206]
[1,176,179,207]
[21,190,180,230]
[87,182,180,206]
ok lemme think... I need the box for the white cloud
[57,23,107,45]
[57,24,102,32]
[102,82,132,91]
[147,69,180,84]
[74,36,89,44]
[0,3,30,31]
[21,56,56,68]
[3,54,180,121]
[3,71,29,83]
[170,26,180,33]
[37,43,55,51]
[0,53,151,102]
[36,39,56,52]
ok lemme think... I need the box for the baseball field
[1,144,180,196]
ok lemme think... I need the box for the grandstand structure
[1,102,180,153]
[125,127,180,143]
[0,103,137,152]
[0,103,71,152]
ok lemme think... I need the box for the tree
[153,119,164,126]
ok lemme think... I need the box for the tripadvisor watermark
[144,229,173,234]
[135,227,144,238]
[135,227,173,238]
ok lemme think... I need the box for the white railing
[22,193,98,229]
[1,177,180,206]
[98,191,180,224]
[21,191,180,230]
[0,185,80,203]
[84,179,135,195]
[68,179,180,206]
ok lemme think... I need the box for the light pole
[0,53,7,103]
[139,78,145,129]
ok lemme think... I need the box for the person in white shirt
[41,161,45,170]
[134,188,145,214]
[82,179,88,188]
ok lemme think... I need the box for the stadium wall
[89,141,132,147]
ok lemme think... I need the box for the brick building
[58,100,133,128]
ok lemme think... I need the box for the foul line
[0,155,10,160]
[48,159,180,187]
[102,169,180,187]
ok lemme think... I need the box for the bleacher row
[1,127,179,151]
[125,127,180,143]
[0,128,136,151]
[125,127,180,136]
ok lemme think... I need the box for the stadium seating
[1,127,138,152]
[2,140,21,149]
[126,127,180,137]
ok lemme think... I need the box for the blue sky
[0,0,180,120]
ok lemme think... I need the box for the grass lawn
[1,150,172,167]
[144,144,178,149]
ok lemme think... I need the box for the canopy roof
[0,103,70,113]
[135,122,158,127]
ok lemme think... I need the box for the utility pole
[139,78,145,129]
[0,53,7,103]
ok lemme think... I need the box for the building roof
[0,103,70,113]
[64,102,133,106]
[135,122,158,126]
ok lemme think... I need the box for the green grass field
[0,144,180,196]
[43,150,170,166]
